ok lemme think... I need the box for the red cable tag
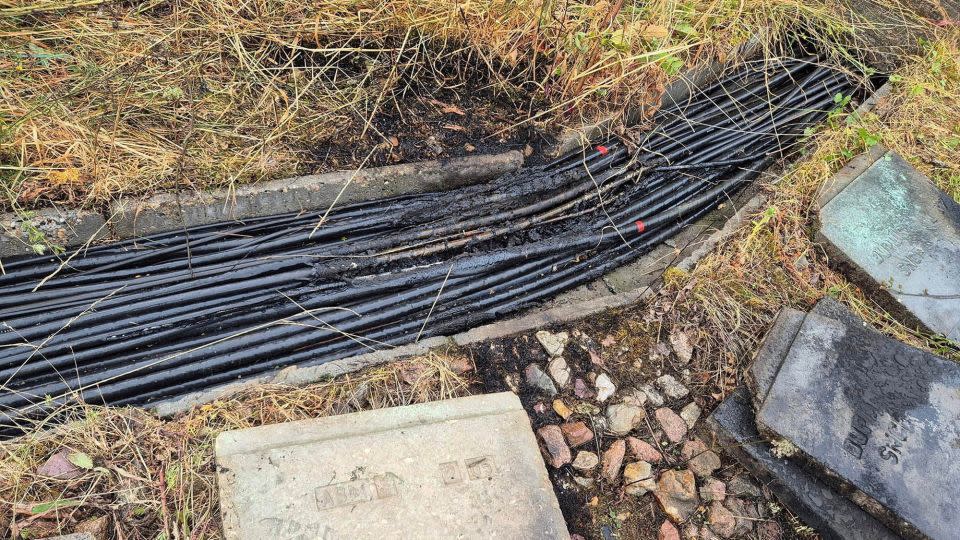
[596,145,609,155]
[635,220,645,233]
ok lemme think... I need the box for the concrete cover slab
[747,298,871,407]
[757,312,960,539]
[819,150,960,341]
[215,392,568,540]
[708,387,898,540]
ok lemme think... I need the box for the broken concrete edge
[854,80,892,117]
[215,392,522,457]
[815,143,889,209]
[0,206,108,260]
[0,150,524,260]
[151,183,770,418]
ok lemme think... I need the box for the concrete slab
[818,149,960,342]
[757,312,960,539]
[215,392,568,540]
[707,387,898,540]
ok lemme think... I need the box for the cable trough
[0,59,859,433]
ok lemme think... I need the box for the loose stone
[708,502,737,538]
[757,521,783,540]
[700,526,722,540]
[605,403,645,436]
[679,402,702,429]
[37,450,82,479]
[524,364,558,396]
[535,330,568,357]
[637,384,665,407]
[726,474,762,499]
[622,388,647,407]
[537,425,571,468]
[548,356,571,388]
[682,438,721,477]
[724,497,758,536]
[654,469,699,522]
[656,374,689,399]
[655,407,688,443]
[623,461,656,495]
[699,477,726,502]
[573,378,594,399]
[658,521,680,540]
[560,421,594,447]
[601,439,626,483]
[552,399,573,420]
[572,451,600,472]
[669,331,694,364]
[573,475,595,489]
[595,373,616,402]
[627,437,663,462]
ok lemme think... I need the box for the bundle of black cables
[0,57,860,432]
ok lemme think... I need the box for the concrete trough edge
[109,151,524,238]
[0,150,523,260]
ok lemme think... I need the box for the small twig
[416,263,454,343]
[309,145,377,238]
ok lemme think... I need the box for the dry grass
[658,30,960,395]
[1,5,959,540]
[0,351,474,539]
[0,0,933,210]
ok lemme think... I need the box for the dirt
[305,59,564,174]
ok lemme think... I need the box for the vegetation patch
[0,0,932,209]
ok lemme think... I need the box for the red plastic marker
[596,145,609,155]
[635,220,646,233]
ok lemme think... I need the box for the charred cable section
[0,58,858,432]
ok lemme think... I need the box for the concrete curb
[0,151,523,260]
[110,151,524,238]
